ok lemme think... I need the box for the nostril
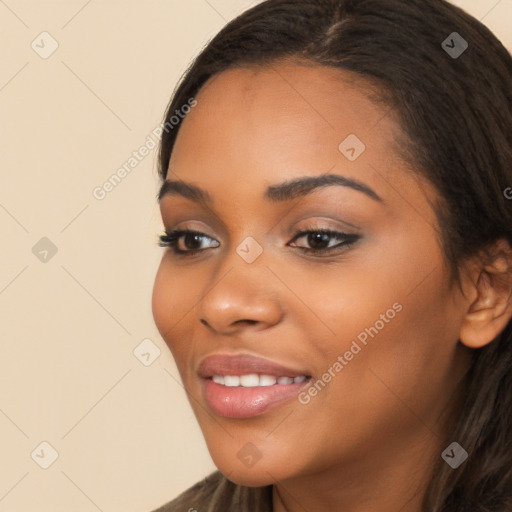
[236,319,258,326]
[199,318,257,330]
[233,320,258,325]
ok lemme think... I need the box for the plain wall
[0,1,510,510]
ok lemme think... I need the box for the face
[152,60,473,487]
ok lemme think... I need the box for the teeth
[211,374,308,387]
[224,375,240,387]
[212,375,225,385]
[240,374,260,387]
[260,375,277,386]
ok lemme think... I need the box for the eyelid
[163,222,217,238]
[286,217,362,238]
[165,215,360,239]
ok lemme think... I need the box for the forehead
[171,61,396,170]
[165,60,430,212]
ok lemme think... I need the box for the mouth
[210,374,308,387]
[197,353,312,419]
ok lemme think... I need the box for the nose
[195,261,284,335]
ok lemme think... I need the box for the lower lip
[202,378,310,419]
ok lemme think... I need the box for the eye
[158,229,219,255]
[157,228,361,257]
[288,229,360,254]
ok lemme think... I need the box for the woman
[150,0,512,510]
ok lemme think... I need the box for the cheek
[151,261,172,336]
[312,266,457,433]
[151,260,198,354]
[291,231,456,413]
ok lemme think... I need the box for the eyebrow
[157,173,383,205]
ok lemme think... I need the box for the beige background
[0,1,510,511]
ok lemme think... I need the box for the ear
[459,239,512,349]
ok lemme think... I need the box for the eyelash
[158,228,360,257]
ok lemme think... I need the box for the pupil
[309,232,329,249]
[185,234,201,250]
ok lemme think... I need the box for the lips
[197,353,311,379]
[197,353,312,419]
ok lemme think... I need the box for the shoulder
[150,470,224,512]
[150,470,273,512]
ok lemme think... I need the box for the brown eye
[288,229,360,254]
[158,230,220,255]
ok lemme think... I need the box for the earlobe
[459,240,512,349]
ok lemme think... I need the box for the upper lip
[197,353,311,379]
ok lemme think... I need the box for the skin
[152,60,511,512]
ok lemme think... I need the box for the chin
[209,447,299,487]
[218,465,279,487]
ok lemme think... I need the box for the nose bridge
[213,219,269,278]
[195,237,283,332]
